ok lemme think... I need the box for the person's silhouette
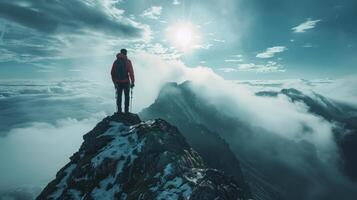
[111,49,135,113]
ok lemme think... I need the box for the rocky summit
[36,113,247,200]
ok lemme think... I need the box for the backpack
[114,58,129,81]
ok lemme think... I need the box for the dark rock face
[140,82,252,198]
[37,113,247,200]
[190,169,245,200]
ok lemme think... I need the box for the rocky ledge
[37,113,247,200]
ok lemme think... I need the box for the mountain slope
[140,82,281,200]
[257,88,357,181]
[140,83,252,198]
[139,81,357,200]
[37,113,247,200]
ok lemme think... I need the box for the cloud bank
[0,0,146,37]
[0,0,151,70]
[0,115,104,191]
[181,79,357,199]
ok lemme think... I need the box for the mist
[186,80,357,199]
[0,115,103,193]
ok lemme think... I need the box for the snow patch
[90,121,146,199]
[157,177,192,200]
[150,163,193,200]
[68,189,82,200]
[48,164,77,199]
[91,122,145,168]
[91,175,120,199]
[184,169,204,184]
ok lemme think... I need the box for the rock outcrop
[37,113,247,200]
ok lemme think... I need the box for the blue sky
[0,0,356,80]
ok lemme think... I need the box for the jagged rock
[37,113,247,200]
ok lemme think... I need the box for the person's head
[120,49,127,55]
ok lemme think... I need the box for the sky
[0,0,356,80]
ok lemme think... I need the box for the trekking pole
[130,87,133,113]
[115,84,118,113]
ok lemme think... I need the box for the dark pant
[115,83,130,113]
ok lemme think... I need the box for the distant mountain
[37,113,248,200]
[140,81,357,200]
[257,88,357,181]
[140,82,281,200]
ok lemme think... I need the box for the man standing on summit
[111,49,135,113]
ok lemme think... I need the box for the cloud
[142,6,163,20]
[292,19,321,33]
[0,52,221,137]
[173,0,181,5]
[313,75,357,107]
[0,79,116,195]
[0,0,152,67]
[224,59,243,63]
[0,22,7,44]
[180,77,357,199]
[302,44,313,48]
[302,44,314,48]
[0,79,115,136]
[0,114,104,195]
[238,61,286,72]
[217,68,237,73]
[132,43,182,60]
[0,0,147,38]
[0,188,40,200]
[232,54,243,58]
[129,52,221,110]
[0,48,16,62]
[193,43,213,50]
[256,46,287,58]
[212,38,226,43]
[237,76,357,108]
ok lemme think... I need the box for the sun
[165,21,201,52]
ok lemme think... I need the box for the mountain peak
[37,113,247,199]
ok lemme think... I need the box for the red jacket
[111,53,135,84]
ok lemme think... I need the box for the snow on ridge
[150,163,205,200]
[91,121,145,168]
[89,120,146,199]
[156,176,192,200]
[91,175,121,199]
[48,164,77,199]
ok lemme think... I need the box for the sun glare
[166,21,201,52]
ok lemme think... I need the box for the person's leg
[116,84,124,112]
[123,83,130,113]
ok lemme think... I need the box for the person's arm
[127,60,135,85]
[111,61,116,84]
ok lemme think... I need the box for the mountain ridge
[139,81,357,200]
[37,113,248,200]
